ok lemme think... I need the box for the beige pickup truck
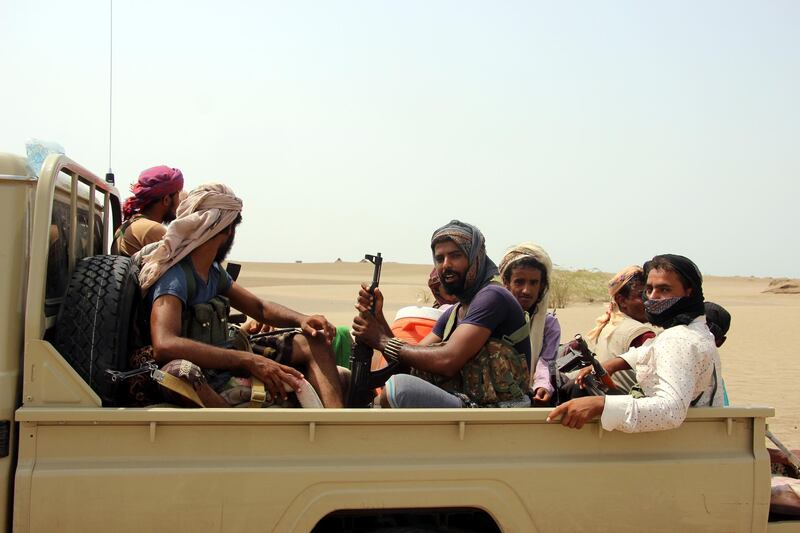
[0,151,796,532]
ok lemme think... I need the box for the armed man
[138,183,345,407]
[548,254,724,432]
[351,220,532,408]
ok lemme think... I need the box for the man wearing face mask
[548,254,724,432]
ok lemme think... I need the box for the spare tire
[53,255,139,406]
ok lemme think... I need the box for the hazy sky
[2,1,798,277]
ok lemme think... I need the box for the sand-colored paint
[1,151,795,531]
[239,262,799,450]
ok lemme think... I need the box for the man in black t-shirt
[352,220,531,408]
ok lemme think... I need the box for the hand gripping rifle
[346,253,401,407]
[550,334,617,403]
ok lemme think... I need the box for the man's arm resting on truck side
[550,336,710,432]
[554,354,636,428]
[598,335,712,432]
[225,282,336,343]
[549,380,695,432]
[547,396,605,429]
[150,294,303,397]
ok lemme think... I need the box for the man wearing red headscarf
[112,165,184,256]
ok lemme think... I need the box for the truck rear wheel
[53,254,139,406]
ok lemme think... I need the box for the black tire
[53,255,139,406]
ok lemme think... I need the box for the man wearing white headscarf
[584,265,657,393]
[498,243,561,406]
[141,183,344,408]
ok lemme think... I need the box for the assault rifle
[346,252,400,408]
[550,334,616,404]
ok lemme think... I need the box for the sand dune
[764,278,800,294]
[235,261,799,449]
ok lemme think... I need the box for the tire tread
[53,255,138,405]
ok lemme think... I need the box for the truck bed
[14,405,774,532]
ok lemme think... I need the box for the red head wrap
[122,165,184,220]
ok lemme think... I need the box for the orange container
[371,306,442,394]
[372,307,444,394]
[391,316,438,344]
[390,306,443,344]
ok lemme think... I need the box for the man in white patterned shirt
[547,254,724,433]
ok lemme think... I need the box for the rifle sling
[178,258,231,304]
[250,378,267,407]
[502,311,530,346]
[153,370,205,407]
[178,259,198,304]
[442,303,460,341]
[690,364,717,407]
[112,214,141,242]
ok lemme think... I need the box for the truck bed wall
[14,407,772,533]
[0,162,36,532]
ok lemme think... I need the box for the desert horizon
[233,259,799,449]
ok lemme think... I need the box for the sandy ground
[236,261,799,449]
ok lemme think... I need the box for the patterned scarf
[138,183,242,291]
[430,220,498,303]
[643,254,705,328]
[586,265,643,342]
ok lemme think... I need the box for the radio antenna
[105,0,115,185]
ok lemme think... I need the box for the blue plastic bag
[25,138,65,176]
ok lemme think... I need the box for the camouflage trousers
[126,329,299,407]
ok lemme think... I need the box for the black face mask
[642,255,706,329]
[643,294,705,328]
[643,296,681,315]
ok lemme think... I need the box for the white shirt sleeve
[600,333,713,433]
[617,343,647,372]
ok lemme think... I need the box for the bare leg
[288,334,344,408]
[196,384,229,408]
[338,367,351,403]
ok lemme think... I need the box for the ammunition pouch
[413,302,530,407]
[181,294,230,347]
